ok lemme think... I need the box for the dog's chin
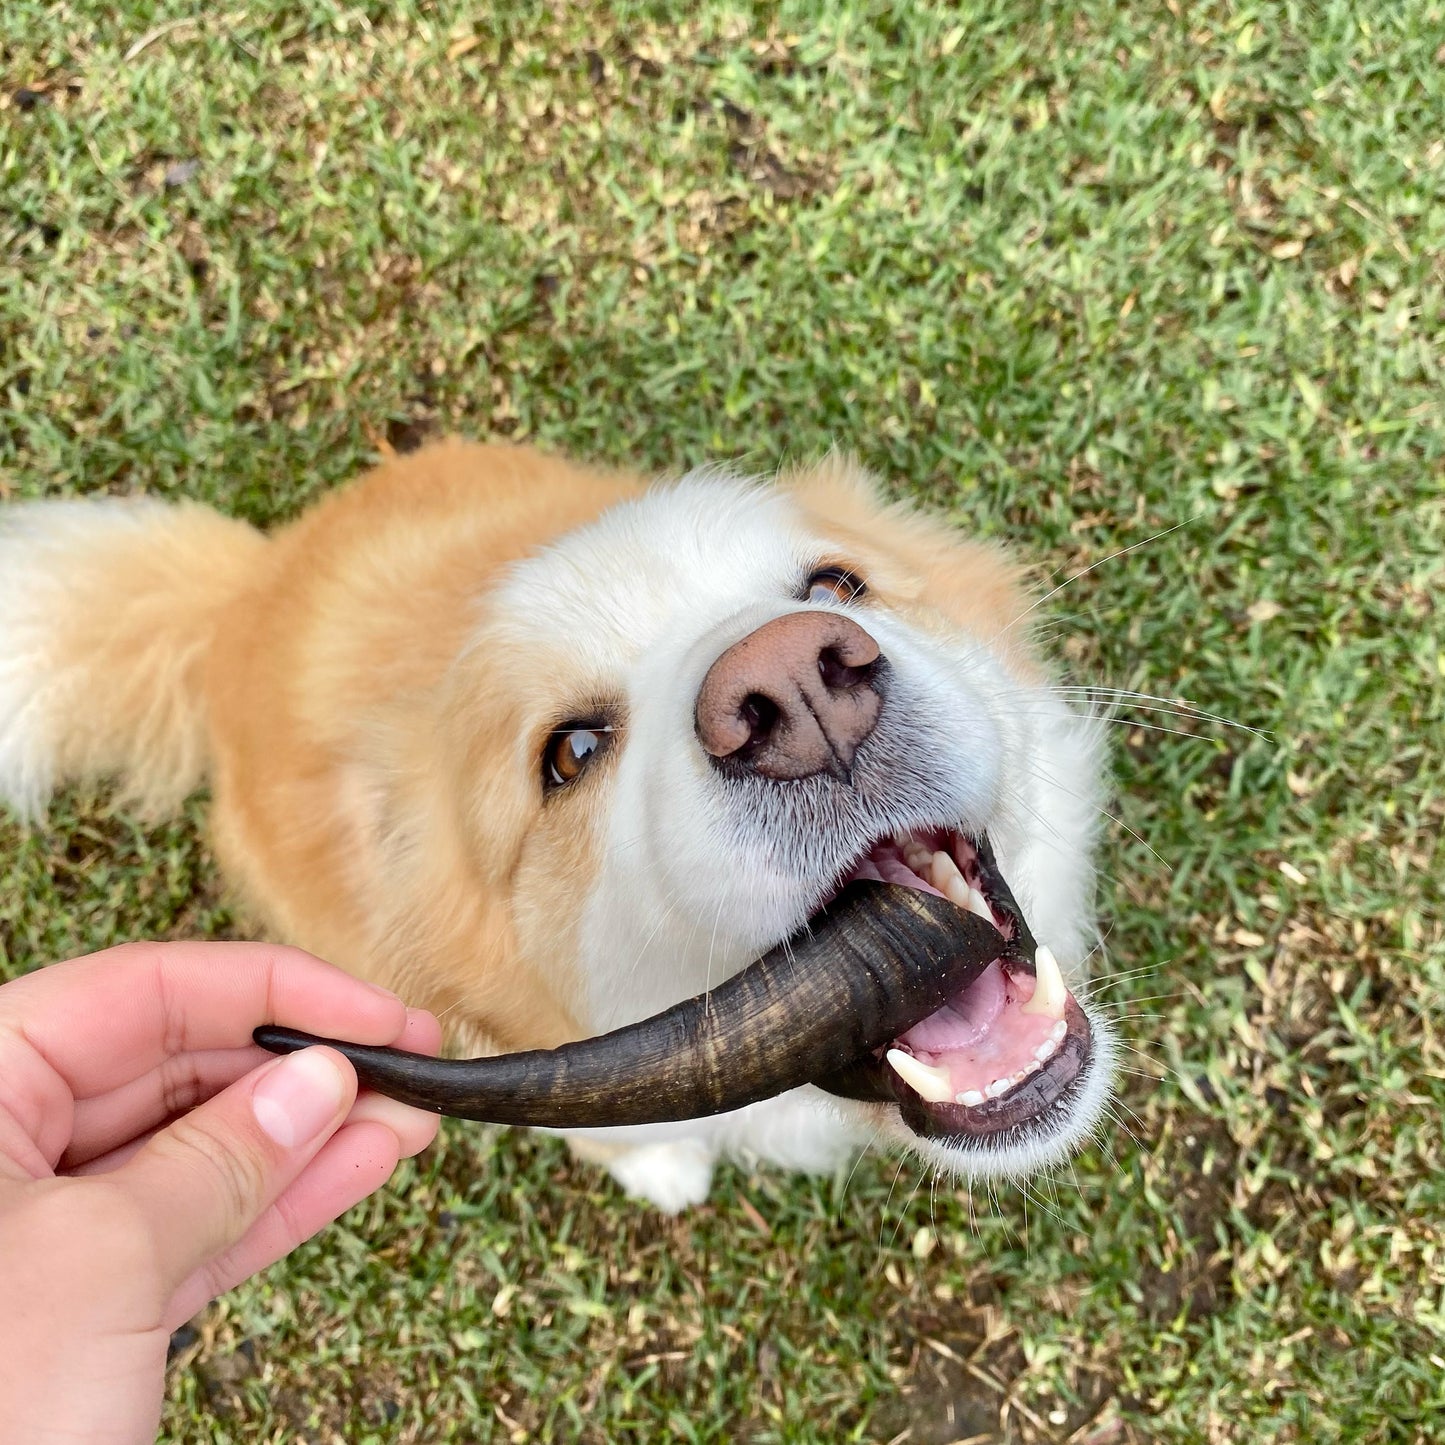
[793,827,1114,1179]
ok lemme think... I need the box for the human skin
[0,941,442,1445]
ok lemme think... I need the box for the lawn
[2,1,1443,1440]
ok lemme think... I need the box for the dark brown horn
[253,882,1013,1128]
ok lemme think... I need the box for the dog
[0,440,1114,1211]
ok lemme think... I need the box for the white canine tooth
[957,1089,985,1107]
[941,875,972,908]
[903,840,934,873]
[930,851,972,908]
[930,849,964,884]
[965,886,994,924]
[1020,944,1068,1020]
[1034,1037,1059,1064]
[929,849,964,887]
[886,1049,955,1104]
[1051,1018,1068,1043]
[984,1078,1012,1100]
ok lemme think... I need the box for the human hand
[0,941,442,1445]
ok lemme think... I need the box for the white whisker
[1001,514,1204,636]
[1049,685,1268,739]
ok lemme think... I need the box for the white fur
[563,1089,865,1215]
[487,473,1115,1207]
[601,1139,717,1216]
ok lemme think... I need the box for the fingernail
[252,1048,348,1149]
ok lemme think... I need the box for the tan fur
[202,441,643,1047]
[5,438,1120,1203]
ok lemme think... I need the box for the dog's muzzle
[256,615,1096,1154]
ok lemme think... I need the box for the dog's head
[400,456,1113,1181]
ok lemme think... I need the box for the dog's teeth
[957,1089,985,1107]
[930,848,964,888]
[1051,1018,1068,1043]
[941,878,973,909]
[930,851,972,908]
[903,840,934,874]
[886,1049,955,1104]
[965,886,994,923]
[984,1077,1013,1100]
[1034,1037,1059,1064]
[1020,944,1068,1020]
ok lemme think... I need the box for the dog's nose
[695,611,884,780]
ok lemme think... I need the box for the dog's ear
[780,453,1040,673]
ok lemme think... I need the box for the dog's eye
[804,567,867,605]
[543,724,612,791]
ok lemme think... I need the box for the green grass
[3,1,1443,1440]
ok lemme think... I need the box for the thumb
[113,1046,357,1293]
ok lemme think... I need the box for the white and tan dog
[0,441,1114,1211]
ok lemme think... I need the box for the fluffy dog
[0,441,1113,1211]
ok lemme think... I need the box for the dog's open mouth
[253,830,1091,1148]
[811,829,1092,1143]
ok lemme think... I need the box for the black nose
[694,611,884,780]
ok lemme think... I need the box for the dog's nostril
[818,645,874,692]
[694,611,883,777]
[739,693,780,746]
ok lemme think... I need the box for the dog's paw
[719,1090,863,1175]
[604,1139,716,1214]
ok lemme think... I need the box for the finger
[70,1088,440,1179]
[345,1092,440,1159]
[62,1046,266,1170]
[165,1119,404,1326]
[66,1128,159,1177]
[60,1007,443,1171]
[0,941,410,1102]
[113,1045,358,1292]
[393,1005,444,1059]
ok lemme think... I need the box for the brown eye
[543,723,612,791]
[804,566,867,605]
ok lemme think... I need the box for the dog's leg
[713,1089,864,1176]
[562,1088,863,1212]
[565,1134,717,1215]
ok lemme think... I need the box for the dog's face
[428,457,1114,1181]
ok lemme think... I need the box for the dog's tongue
[891,960,1066,1102]
[897,961,1009,1050]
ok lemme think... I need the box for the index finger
[0,941,409,1102]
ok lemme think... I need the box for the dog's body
[0,441,1112,1210]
